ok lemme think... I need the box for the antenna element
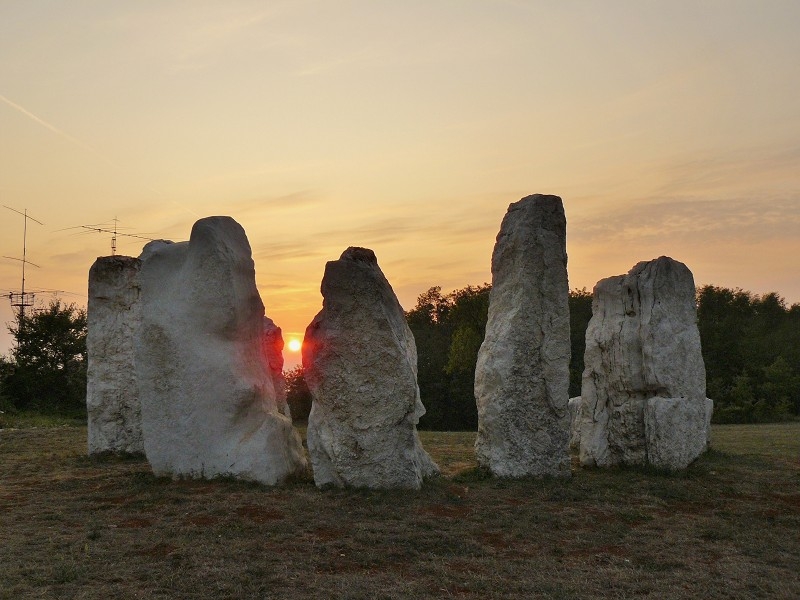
[2,205,43,319]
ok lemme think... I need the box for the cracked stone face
[134,216,307,484]
[578,256,709,470]
[302,247,439,489]
[87,255,143,455]
[474,194,572,478]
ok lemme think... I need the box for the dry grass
[1,423,798,599]
[712,422,799,463]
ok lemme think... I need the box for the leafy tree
[284,365,312,423]
[757,357,798,420]
[2,300,87,415]
[697,285,800,423]
[568,288,593,397]
[407,285,490,430]
[445,325,483,375]
[0,355,14,413]
[696,286,753,386]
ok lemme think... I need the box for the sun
[287,338,302,353]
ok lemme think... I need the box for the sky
[1,0,799,367]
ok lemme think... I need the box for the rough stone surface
[645,397,708,470]
[135,217,307,484]
[568,397,583,451]
[474,194,571,478]
[262,317,289,417]
[87,256,143,455]
[578,256,707,468]
[303,247,439,489]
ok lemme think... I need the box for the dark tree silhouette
[1,299,87,415]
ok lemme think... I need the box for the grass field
[1,423,798,599]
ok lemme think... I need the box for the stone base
[644,397,707,470]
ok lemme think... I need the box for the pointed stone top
[510,194,563,211]
[627,256,695,288]
[517,193,562,203]
[340,246,377,264]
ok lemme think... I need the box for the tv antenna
[58,218,154,255]
[2,205,43,319]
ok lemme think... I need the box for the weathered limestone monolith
[87,256,143,455]
[474,194,571,478]
[135,217,307,484]
[578,256,708,470]
[263,317,289,417]
[303,247,439,489]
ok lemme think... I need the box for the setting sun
[287,338,302,353]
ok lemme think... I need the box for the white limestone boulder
[135,216,307,484]
[578,256,708,469]
[644,397,708,470]
[302,247,439,489]
[86,256,143,455]
[474,194,572,478]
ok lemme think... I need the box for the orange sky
[1,1,799,367]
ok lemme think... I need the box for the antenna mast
[3,205,43,319]
[111,217,118,255]
[71,221,153,254]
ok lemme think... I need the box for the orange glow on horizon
[1,3,799,357]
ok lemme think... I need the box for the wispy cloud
[0,93,112,165]
[655,144,800,197]
[572,195,800,245]
[226,191,322,216]
[104,3,304,73]
[48,249,95,263]
[295,49,377,77]
[170,7,284,71]
[0,93,198,221]
[253,240,325,262]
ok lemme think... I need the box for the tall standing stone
[578,256,708,470]
[474,194,571,478]
[86,256,143,455]
[303,247,439,489]
[262,317,289,418]
[135,216,307,484]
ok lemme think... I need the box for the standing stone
[263,317,289,418]
[135,216,307,484]
[578,256,708,470]
[87,256,143,455]
[474,194,571,478]
[302,247,439,489]
[644,397,707,470]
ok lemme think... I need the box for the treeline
[697,286,800,423]
[405,286,593,430]
[2,287,798,428]
[405,283,799,430]
[405,285,492,430]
